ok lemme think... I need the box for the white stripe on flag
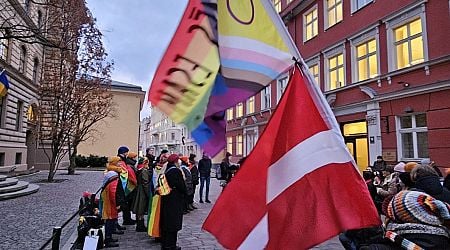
[267,130,354,203]
[237,213,269,250]
[219,35,292,63]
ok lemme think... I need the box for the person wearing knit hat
[160,153,187,250]
[115,147,138,227]
[106,156,123,174]
[404,162,418,173]
[131,156,150,232]
[411,164,450,204]
[383,190,450,249]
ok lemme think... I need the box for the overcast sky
[86,0,188,118]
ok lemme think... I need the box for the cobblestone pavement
[86,178,343,250]
[0,170,104,250]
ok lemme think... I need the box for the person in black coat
[198,153,212,203]
[189,154,199,209]
[411,164,450,204]
[161,154,187,250]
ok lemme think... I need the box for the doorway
[26,129,37,169]
[342,121,369,172]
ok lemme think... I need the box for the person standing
[116,146,137,226]
[188,154,199,209]
[198,153,212,203]
[180,156,194,214]
[160,154,187,250]
[131,157,150,232]
[372,155,387,172]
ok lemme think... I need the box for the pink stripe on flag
[220,46,292,74]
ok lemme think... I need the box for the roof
[111,80,144,92]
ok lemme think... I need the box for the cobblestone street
[0,170,103,250]
[62,176,343,250]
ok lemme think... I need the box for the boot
[122,210,136,225]
[104,238,119,248]
[116,224,126,231]
[189,203,197,210]
[136,219,147,232]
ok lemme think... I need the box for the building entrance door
[342,121,369,172]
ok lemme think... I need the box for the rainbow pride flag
[149,0,298,156]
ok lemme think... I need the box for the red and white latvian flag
[203,67,381,249]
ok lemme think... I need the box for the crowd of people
[339,156,450,250]
[98,146,223,249]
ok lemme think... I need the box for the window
[16,100,24,131]
[286,0,294,4]
[325,0,343,29]
[0,96,5,128]
[24,0,31,13]
[397,114,428,160]
[32,58,39,84]
[0,153,4,166]
[246,96,255,114]
[37,10,42,28]
[303,6,318,41]
[394,18,424,70]
[261,85,271,110]
[19,46,27,73]
[27,104,37,123]
[236,102,243,118]
[277,76,289,103]
[309,64,320,86]
[326,53,344,90]
[171,133,175,141]
[272,0,281,12]
[15,152,22,164]
[226,108,233,121]
[227,137,233,154]
[356,39,378,81]
[0,30,10,61]
[236,135,243,155]
[351,0,372,12]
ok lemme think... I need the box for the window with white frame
[325,0,343,29]
[309,64,320,86]
[394,18,424,70]
[227,136,233,154]
[261,85,271,110]
[0,30,9,61]
[19,46,27,73]
[277,76,289,103]
[326,53,344,90]
[226,108,233,121]
[303,6,318,42]
[397,114,428,160]
[236,102,243,118]
[351,0,372,12]
[236,135,243,155]
[272,0,281,12]
[356,39,378,81]
[246,96,255,114]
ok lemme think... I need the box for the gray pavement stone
[0,170,104,250]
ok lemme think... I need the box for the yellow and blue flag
[0,69,9,97]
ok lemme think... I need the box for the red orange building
[225,0,450,171]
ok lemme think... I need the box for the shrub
[75,154,107,168]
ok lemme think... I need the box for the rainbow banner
[149,0,298,156]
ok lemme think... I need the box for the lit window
[397,114,428,160]
[309,64,320,86]
[394,18,424,70]
[261,85,271,110]
[303,6,318,41]
[246,96,255,114]
[226,108,234,121]
[227,137,233,154]
[327,53,344,90]
[272,0,281,12]
[356,39,378,81]
[277,76,289,103]
[236,103,243,118]
[326,0,343,28]
[236,135,243,155]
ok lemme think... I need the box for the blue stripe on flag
[191,122,214,146]
[221,59,280,79]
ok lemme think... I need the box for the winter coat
[220,159,231,182]
[118,160,137,195]
[198,158,212,177]
[190,165,199,186]
[413,175,450,204]
[161,164,187,232]
[181,165,194,196]
[377,173,402,197]
[100,172,126,220]
[131,167,150,215]
[372,160,387,172]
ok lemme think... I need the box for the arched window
[0,30,10,61]
[19,46,27,73]
[24,0,31,13]
[32,58,39,84]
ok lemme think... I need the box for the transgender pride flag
[149,0,298,156]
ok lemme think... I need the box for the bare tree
[38,0,113,181]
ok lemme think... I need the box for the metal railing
[39,186,102,250]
